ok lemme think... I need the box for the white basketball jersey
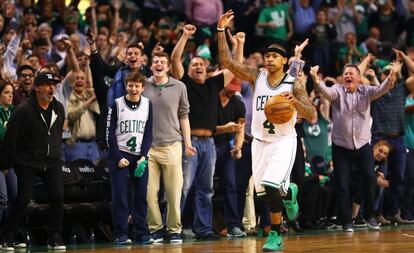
[115,96,150,155]
[252,70,297,142]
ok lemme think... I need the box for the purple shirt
[317,78,393,150]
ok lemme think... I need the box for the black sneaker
[169,233,182,244]
[353,217,367,228]
[1,242,15,251]
[195,232,220,240]
[367,217,380,230]
[320,218,336,229]
[1,232,18,251]
[343,223,354,232]
[150,229,164,244]
[47,233,66,250]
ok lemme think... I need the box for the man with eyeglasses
[13,65,35,106]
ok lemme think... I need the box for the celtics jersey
[252,70,297,142]
[115,96,150,155]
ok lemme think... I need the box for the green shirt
[338,46,365,66]
[303,113,329,160]
[258,3,289,41]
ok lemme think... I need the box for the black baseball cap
[34,72,60,86]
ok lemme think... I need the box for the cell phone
[86,28,92,37]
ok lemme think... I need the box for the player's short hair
[125,71,145,85]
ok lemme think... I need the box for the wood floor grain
[54,226,414,253]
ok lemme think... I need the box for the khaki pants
[147,142,183,234]
[243,177,256,229]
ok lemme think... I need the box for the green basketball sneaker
[262,230,283,252]
[283,183,299,221]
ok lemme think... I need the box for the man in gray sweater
[143,51,196,244]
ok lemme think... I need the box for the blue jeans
[332,143,376,224]
[215,142,240,230]
[181,137,216,236]
[0,169,17,225]
[66,141,101,163]
[372,135,406,216]
[109,152,150,240]
[401,148,414,219]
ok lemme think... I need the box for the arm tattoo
[293,79,317,122]
[217,31,258,84]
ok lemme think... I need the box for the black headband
[264,47,287,57]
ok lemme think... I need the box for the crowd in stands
[0,0,414,250]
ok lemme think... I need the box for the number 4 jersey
[252,70,297,142]
[114,96,150,155]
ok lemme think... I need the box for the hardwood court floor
[36,225,414,253]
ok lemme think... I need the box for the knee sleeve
[264,186,283,213]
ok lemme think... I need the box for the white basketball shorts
[252,136,297,196]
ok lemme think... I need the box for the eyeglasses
[19,74,34,78]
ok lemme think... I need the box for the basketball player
[217,10,316,252]
[106,71,153,245]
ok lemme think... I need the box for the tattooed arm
[217,10,259,85]
[282,77,316,123]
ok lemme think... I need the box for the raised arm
[287,38,308,77]
[171,24,196,80]
[369,61,400,101]
[89,0,98,35]
[394,48,414,76]
[357,53,373,75]
[63,39,81,73]
[110,0,121,37]
[310,65,339,102]
[217,10,259,85]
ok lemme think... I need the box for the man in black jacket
[0,72,66,251]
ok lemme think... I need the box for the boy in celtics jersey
[217,10,316,252]
[106,71,154,245]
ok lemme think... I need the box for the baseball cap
[34,72,60,86]
[226,78,242,92]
